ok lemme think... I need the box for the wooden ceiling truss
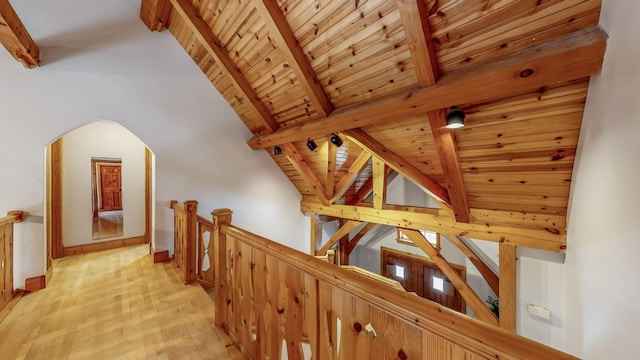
[135,0,606,328]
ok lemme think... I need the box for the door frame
[91,158,122,215]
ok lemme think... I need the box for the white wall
[0,0,308,290]
[60,121,146,246]
[514,1,640,357]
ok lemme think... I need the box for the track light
[445,106,465,129]
[330,133,343,147]
[273,146,282,155]
[306,138,318,151]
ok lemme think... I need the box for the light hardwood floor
[0,244,244,359]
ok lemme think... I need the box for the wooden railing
[1,211,24,309]
[170,200,215,286]
[209,208,577,360]
[168,203,575,359]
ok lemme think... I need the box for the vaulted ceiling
[2,0,607,252]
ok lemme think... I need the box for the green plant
[486,296,499,318]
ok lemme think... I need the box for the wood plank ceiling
[144,0,607,252]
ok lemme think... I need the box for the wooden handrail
[219,223,577,359]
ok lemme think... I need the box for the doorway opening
[44,120,155,273]
[91,157,123,240]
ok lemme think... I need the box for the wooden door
[381,247,466,314]
[381,247,418,292]
[417,261,466,313]
[98,164,122,211]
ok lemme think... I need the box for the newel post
[184,200,199,284]
[213,208,232,329]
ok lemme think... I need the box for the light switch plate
[527,304,551,320]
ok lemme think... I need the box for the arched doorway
[44,120,155,279]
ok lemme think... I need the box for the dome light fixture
[445,106,465,129]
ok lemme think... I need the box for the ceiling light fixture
[445,106,465,129]
[330,133,343,147]
[306,138,318,151]
[273,146,282,155]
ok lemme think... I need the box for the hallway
[0,245,243,359]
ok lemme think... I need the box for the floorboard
[0,244,244,359]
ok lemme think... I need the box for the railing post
[213,208,232,329]
[184,200,198,284]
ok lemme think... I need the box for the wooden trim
[428,110,470,222]
[144,147,152,243]
[0,1,40,68]
[140,0,172,31]
[300,200,566,252]
[400,229,498,326]
[499,243,517,332]
[254,0,333,117]
[62,236,146,257]
[24,275,45,292]
[50,138,64,259]
[247,26,607,149]
[396,0,439,87]
[169,0,279,133]
[344,128,451,205]
[446,234,499,297]
[153,249,170,263]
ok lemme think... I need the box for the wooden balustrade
[170,200,216,286]
[1,211,24,310]
[210,208,577,360]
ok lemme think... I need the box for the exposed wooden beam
[326,136,337,199]
[346,223,376,255]
[347,168,397,205]
[254,0,333,117]
[318,220,362,256]
[428,110,470,222]
[499,243,517,332]
[338,219,350,265]
[400,229,498,326]
[248,26,607,149]
[281,143,329,206]
[0,0,39,68]
[396,0,439,87]
[140,0,172,31]
[470,208,566,233]
[372,156,387,210]
[169,0,279,133]
[344,128,451,206]
[310,212,322,255]
[300,200,566,252]
[445,234,499,297]
[168,0,332,209]
[331,150,370,204]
